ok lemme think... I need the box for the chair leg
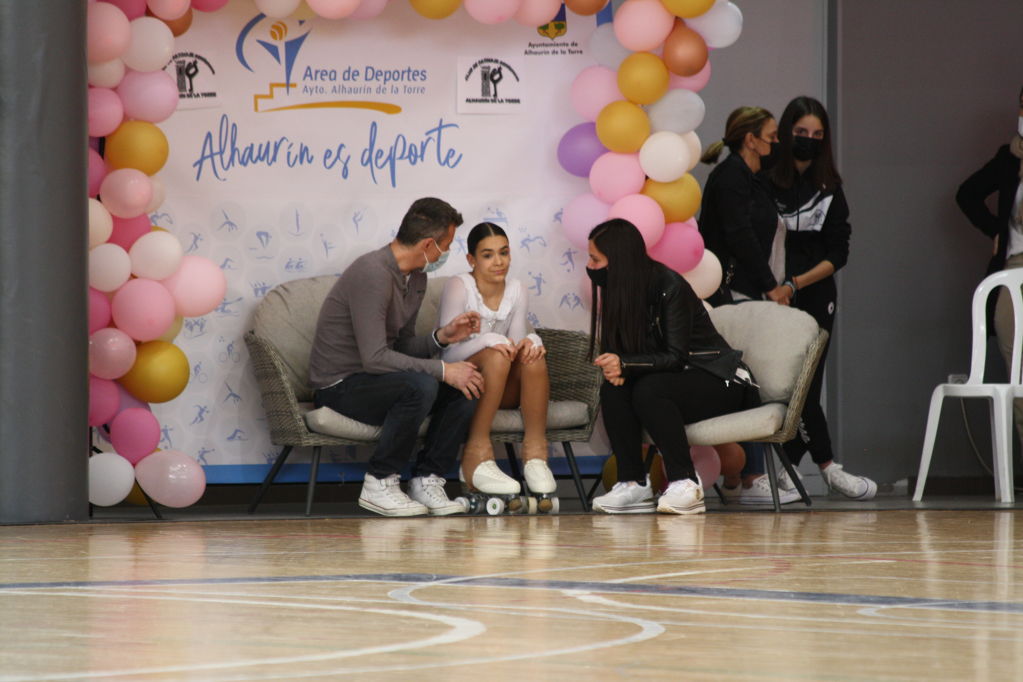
[249,445,293,514]
[586,476,602,502]
[561,442,589,510]
[503,443,523,484]
[991,392,1015,503]
[774,445,812,507]
[305,446,322,517]
[762,446,782,512]
[713,482,726,504]
[913,388,946,502]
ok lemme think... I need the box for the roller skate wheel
[526,496,538,514]
[538,497,554,513]
[549,497,560,514]
[485,497,506,515]
[453,496,470,513]
[507,496,523,513]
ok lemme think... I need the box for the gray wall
[833,0,1023,482]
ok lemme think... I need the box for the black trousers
[783,279,837,466]
[601,369,748,483]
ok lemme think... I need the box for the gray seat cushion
[684,403,787,446]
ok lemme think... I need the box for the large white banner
[151,0,602,481]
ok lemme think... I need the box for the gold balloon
[595,100,651,154]
[119,340,189,403]
[663,20,708,77]
[157,316,183,343]
[617,52,670,105]
[643,174,702,223]
[565,0,609,15]
[104,121,169,176]
[601,448,667,494]
[124,482,149,506]
[409,0,461,19]
[660,0,714,18]
[148,7,193,36]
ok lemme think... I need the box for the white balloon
[88,198,113,248]
[88,59,126,89]
[145,175,166,213]
[685,0,743,49]
[254,0,302,18]
[647,89,706,134]
[122,17,174,72]
[130,230,184,280]
[89,452,136,506]
[682,131,702,172]
[639,131,690,183]
[683,249,722,298]
[89,243,132,293]
[588,22,631,71]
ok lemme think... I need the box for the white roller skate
[523,459,559,514]
[456,460,524,515]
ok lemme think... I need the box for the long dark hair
[466,222,507,255]
[587,219,658,359]
[770,96,842,192]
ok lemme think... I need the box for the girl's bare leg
[461,348,512,484]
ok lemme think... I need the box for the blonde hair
[700,106,774,165]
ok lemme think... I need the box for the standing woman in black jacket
[956,86,1023,442]
[768,95,876,500]
[586,219,759,515]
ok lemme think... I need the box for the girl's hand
[491,343,517,361]
[515,338,545,364]
[593,353,623,381]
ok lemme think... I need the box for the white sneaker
[409,474,466,516]
[592,478,656,514]
[359,473,428,517]
[821,462,877,500]
[720,483,742,504]
[777,468,802,492]
[523,459,556,494]
[467,460,521,495]
[739,475,801,505]
[657,478,706,515]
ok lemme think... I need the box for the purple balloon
[557,122,607,178]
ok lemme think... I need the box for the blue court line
[2,573,1021,615]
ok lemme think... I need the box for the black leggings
[601,368,748,483]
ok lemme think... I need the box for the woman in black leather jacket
[586,219,758,515]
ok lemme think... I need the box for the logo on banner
[537,4,567,40]
[235,13,401,115]
[167,51,219,109]
[458,57,522,114]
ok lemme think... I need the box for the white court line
[0,589,485,682]
[605,558,895,583]
[855,604,1023,625]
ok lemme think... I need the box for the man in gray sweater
[309,197,484,516]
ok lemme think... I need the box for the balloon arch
[84,0,743,508]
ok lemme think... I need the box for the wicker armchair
[244,275,602,515]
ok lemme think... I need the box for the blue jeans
[314,372,476,479]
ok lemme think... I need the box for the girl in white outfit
[436,222,556,496]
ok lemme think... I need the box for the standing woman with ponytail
[699,106,791,306]
[768,95,876,500]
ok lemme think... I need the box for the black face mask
[586,266,608,287]
[759,141,780,170]
[792,136,823,162]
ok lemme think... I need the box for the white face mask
[1017,116,1023,138]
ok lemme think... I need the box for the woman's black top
[771,170,851,287]
[698,151,780,298]
[956,144,1021,275]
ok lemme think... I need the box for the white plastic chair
[913,269,1023,503]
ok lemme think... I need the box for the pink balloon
[88,87,124,138]
[109,214,153,251]
[88,148,108,198]
[669,58,711,92]
[89,287,113,333]
[147,0,191,20]
[117,69,179,123]
[514,0,560,26]
[690,445,721,490]
[609,194,666,248]
[89,377,121,427]
[191,0,230,11]
[106,0,148,19]
[562,193,610,250]
[89,327,138,380]
[100,169,153,219]
[464,0,520,24]
[613,0,675,52]
[570,65,622,122]
[112,278,177,341]
[589,152,645,204]
[109,408,161,464]
[648,219,704,275]
[135,449,207,507]
[350,0,389,18]
[88,2,131,63]
[306,0,360,18]
[161,255,227,317]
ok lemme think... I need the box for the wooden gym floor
[1,506,1021,681]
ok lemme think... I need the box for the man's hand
[515,338,546,364]
[437,311,482,345]
[594,352,624,384]
[443,361,484,400]
[765,285,791,306]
